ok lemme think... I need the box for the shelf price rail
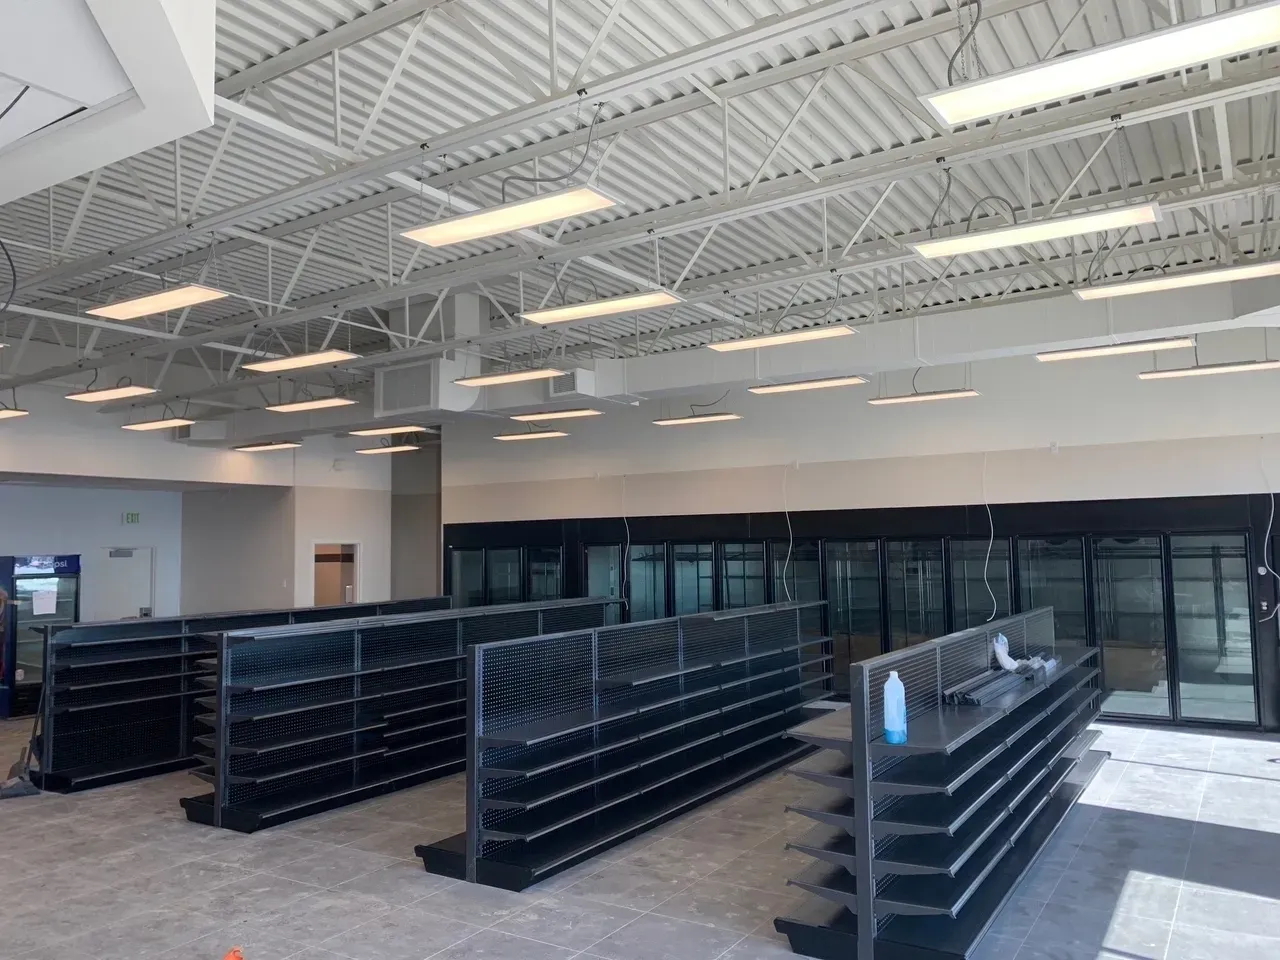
[180,597,619,833]
[418,600,834,892]
[34,595,450,793]
[774,608,1108,960]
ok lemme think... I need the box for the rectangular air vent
[375,357,477,416]
[548,369,596,398]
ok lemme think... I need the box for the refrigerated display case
[1,555,81,718]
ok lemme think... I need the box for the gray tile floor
[0,722,1276,960]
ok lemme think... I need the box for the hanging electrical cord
[0,237,15,316]
[963,195,1019,234]
[771,274,847,332]
[619,475,631,614]
[927,168,953,236]
[688,388,731,418]
[500,104,605,203]
[781,464,794,603]
[946,0,984,87]
[555,275,602,309]
[981,452,997,622]
[0,86,28,126]
[1260,448,1280,622]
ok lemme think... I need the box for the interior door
[83,547,155,621]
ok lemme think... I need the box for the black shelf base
[775,748,1109,960]
[32,755,199,793]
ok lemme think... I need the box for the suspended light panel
[235,441,302,452]
[520,291,682,325]
[652,412,742,426]
[122,417,196,432]
[349,425,427,437]
[355,445,421,455]
[86,284,228,320]
[493,430,569,441]
[402,185,618,247]
[454,368,564,387]
[707,326,854,352]
[923,0,1280,126]
[1138,359,1280,380]
[265,397,357,413]
[509,408,602,422]
[868,388,980,405]
[1036,338,1197,362]
[748,375,868,394]
[65,385,157,403]
[911,204,1161,259]
[1075,260,1280,300]
[243,349,360,373]
[0,408,29,421]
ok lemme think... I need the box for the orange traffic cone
[222,950,244,960]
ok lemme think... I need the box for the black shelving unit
[32,596,449,793]
[181,597,618,833]
[774,608,1107,960]
[418,601,833,892]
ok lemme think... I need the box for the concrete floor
[0,721,1276,960]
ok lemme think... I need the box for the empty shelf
[226,746,386,784]
[787,823,857,872]
[788,859,858,912]
[227,650,463,692]
[789,749,855,793]
[789,788,858,832]
[788,707,852,753]
[55,690,203,713]
[52,647,191,669]
[228,720,388,755]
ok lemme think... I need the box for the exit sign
[122,512,141,525]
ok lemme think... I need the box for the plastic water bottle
[884,670,907,744]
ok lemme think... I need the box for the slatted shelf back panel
[180,598,618,833]
[35,597,451,794]
[417,601,834,892]
[773,608,1108,960]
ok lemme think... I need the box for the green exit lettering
[123,512,141,525]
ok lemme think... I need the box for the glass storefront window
[887,540,945,649]
[1093,536,1170,718]
[826,541,882,695]
[527,547,562,602]
[721,543,766,608]
[628,545,667,622]
[1018,537,1087,641]
[673,544,714,615]
[950,538,1011,630]
[486,548,522,604]
[1173,535,1257,724]
[450,549,484,608]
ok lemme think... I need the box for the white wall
[292,486,392,607]
[442,352,1280,522]
[180,486,295,613]
[0,484,182,617]
[391,446,442,600]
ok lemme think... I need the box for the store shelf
[788,747,856,793]
[228,720,389,756]
[789,707,853,753]
[786,823,858,872]
[788,859,859,912]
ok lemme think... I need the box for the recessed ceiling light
[652,412,742,426]
[454,368,564,387]
[509,408,603,422]
[520,291,682,325]
[911,204,1161,259]
[1075,260,1280,299]
[235,441,302,452]
[1138,359,1280,380]
[401,185,618,247]
[493,430,569,441]
[349,425,426,437]
[0,408,29,421]
[748,375,868,394]
[243,349,360,373]
[355,445,421,455]
[121,417,196,432]
[65,384,158,403]
[1036,338,1197,362]
[868,388,980,405]
[707,326,854,352]
[265,397,357,413]
[923,0,1280,126]
[86,284,228,320]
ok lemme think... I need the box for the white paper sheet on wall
[32,590,57,616]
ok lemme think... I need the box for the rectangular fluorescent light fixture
[912,204,1161,259]
[923,0,1280,126]
[86,284,228,320]
[121,417,195,432]
[402,185,617,247]
[350,425,425,437]
[652,412,742,426]
[355,445,421,455]
[520,291,682,325]
[1138,359,1280,380]
[1036,337,1197,362]
[454,368,564,387]
[707,326,854,353]
[265,396,357,413]
[0,408,29,420]
[748,375,868,395]
[65,384,157,403]
[235,441,302,452]
[1075,261,1280,300]
[243,349,359,373]
[510,408,603,422]
[868,388,980,405]
[493,430,569,441]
